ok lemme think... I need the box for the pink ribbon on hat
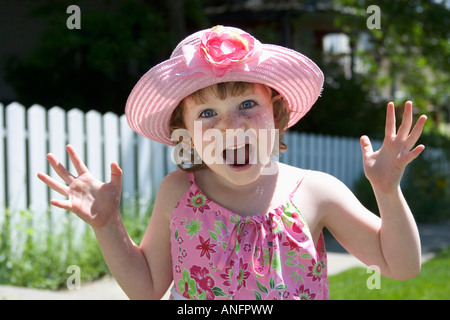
[180,25,271,77]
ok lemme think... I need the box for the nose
[216,112,247,133]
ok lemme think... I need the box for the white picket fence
[0,102,177,248]
[282,130,378,189]
[0,102,381,238]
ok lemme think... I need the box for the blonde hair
[169,82,290,171]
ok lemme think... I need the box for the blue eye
[241,100,256,109]
[200,109,215,118]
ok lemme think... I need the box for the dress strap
[187,172,195,185]
[289,169,309,199]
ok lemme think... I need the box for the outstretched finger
[397,101,413,139]
[110,162,122,189]
[385,102,396,138]
[403,144,425,166]
[50,198,73,211]
[47,153,75,185]
[360,135,374,161]
[66,144,89,176]
[37,172,69,196]
[406,115,427,151]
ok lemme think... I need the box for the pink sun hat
[126,25,324,145]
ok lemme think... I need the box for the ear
[169,103,186,132]
[272,95,290,131]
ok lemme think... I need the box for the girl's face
[182,83,277,186]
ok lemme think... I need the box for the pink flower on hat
[182,25,263,77]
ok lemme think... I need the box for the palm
[67,172,121,226]
[360,101,427,194]
[38,145,122,228]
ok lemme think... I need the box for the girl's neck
[197,162,277,193]
[193,163,280,216]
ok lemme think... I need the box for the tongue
[224,145,249,166]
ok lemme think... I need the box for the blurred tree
[5,1,174,114]
[4,0,448,142]
[334,0,450,222]
[294,60,387,140]
[333,0,450,140]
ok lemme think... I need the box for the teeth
[227,144,245,150]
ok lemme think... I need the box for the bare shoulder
[300,169,364,214]
[275,162,308,183]
[160,169,191,192]
[302,169,352,197]
[286,166,363,233]
[300,168,377,228]
[277,162,347,200]
[275,163,341,210]
[153,169,191,218]
[277,164,352,244]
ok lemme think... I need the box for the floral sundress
[169,172,329,300]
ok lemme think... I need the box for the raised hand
[38,145,122,228]
[360,101,427,194]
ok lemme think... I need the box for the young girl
[38,26,427,300]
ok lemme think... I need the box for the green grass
[329,247,450,300]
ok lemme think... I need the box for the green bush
[402,149,450,223]
[353,173,379,216]
[0,204,152,290]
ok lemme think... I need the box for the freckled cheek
[249,112,275,130]
[252,113,276,159]
[186,119,215,138]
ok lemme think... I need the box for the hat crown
[126,25,324,145]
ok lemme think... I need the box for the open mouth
[222,144,251,168]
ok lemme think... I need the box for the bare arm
[92,178,175,299]
[317,174,420,280]
[38,145,175,299]
[359,101,426,279]
[91,213,155,299]
[317,101,426,280]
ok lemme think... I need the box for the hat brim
[126,44,323,145]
